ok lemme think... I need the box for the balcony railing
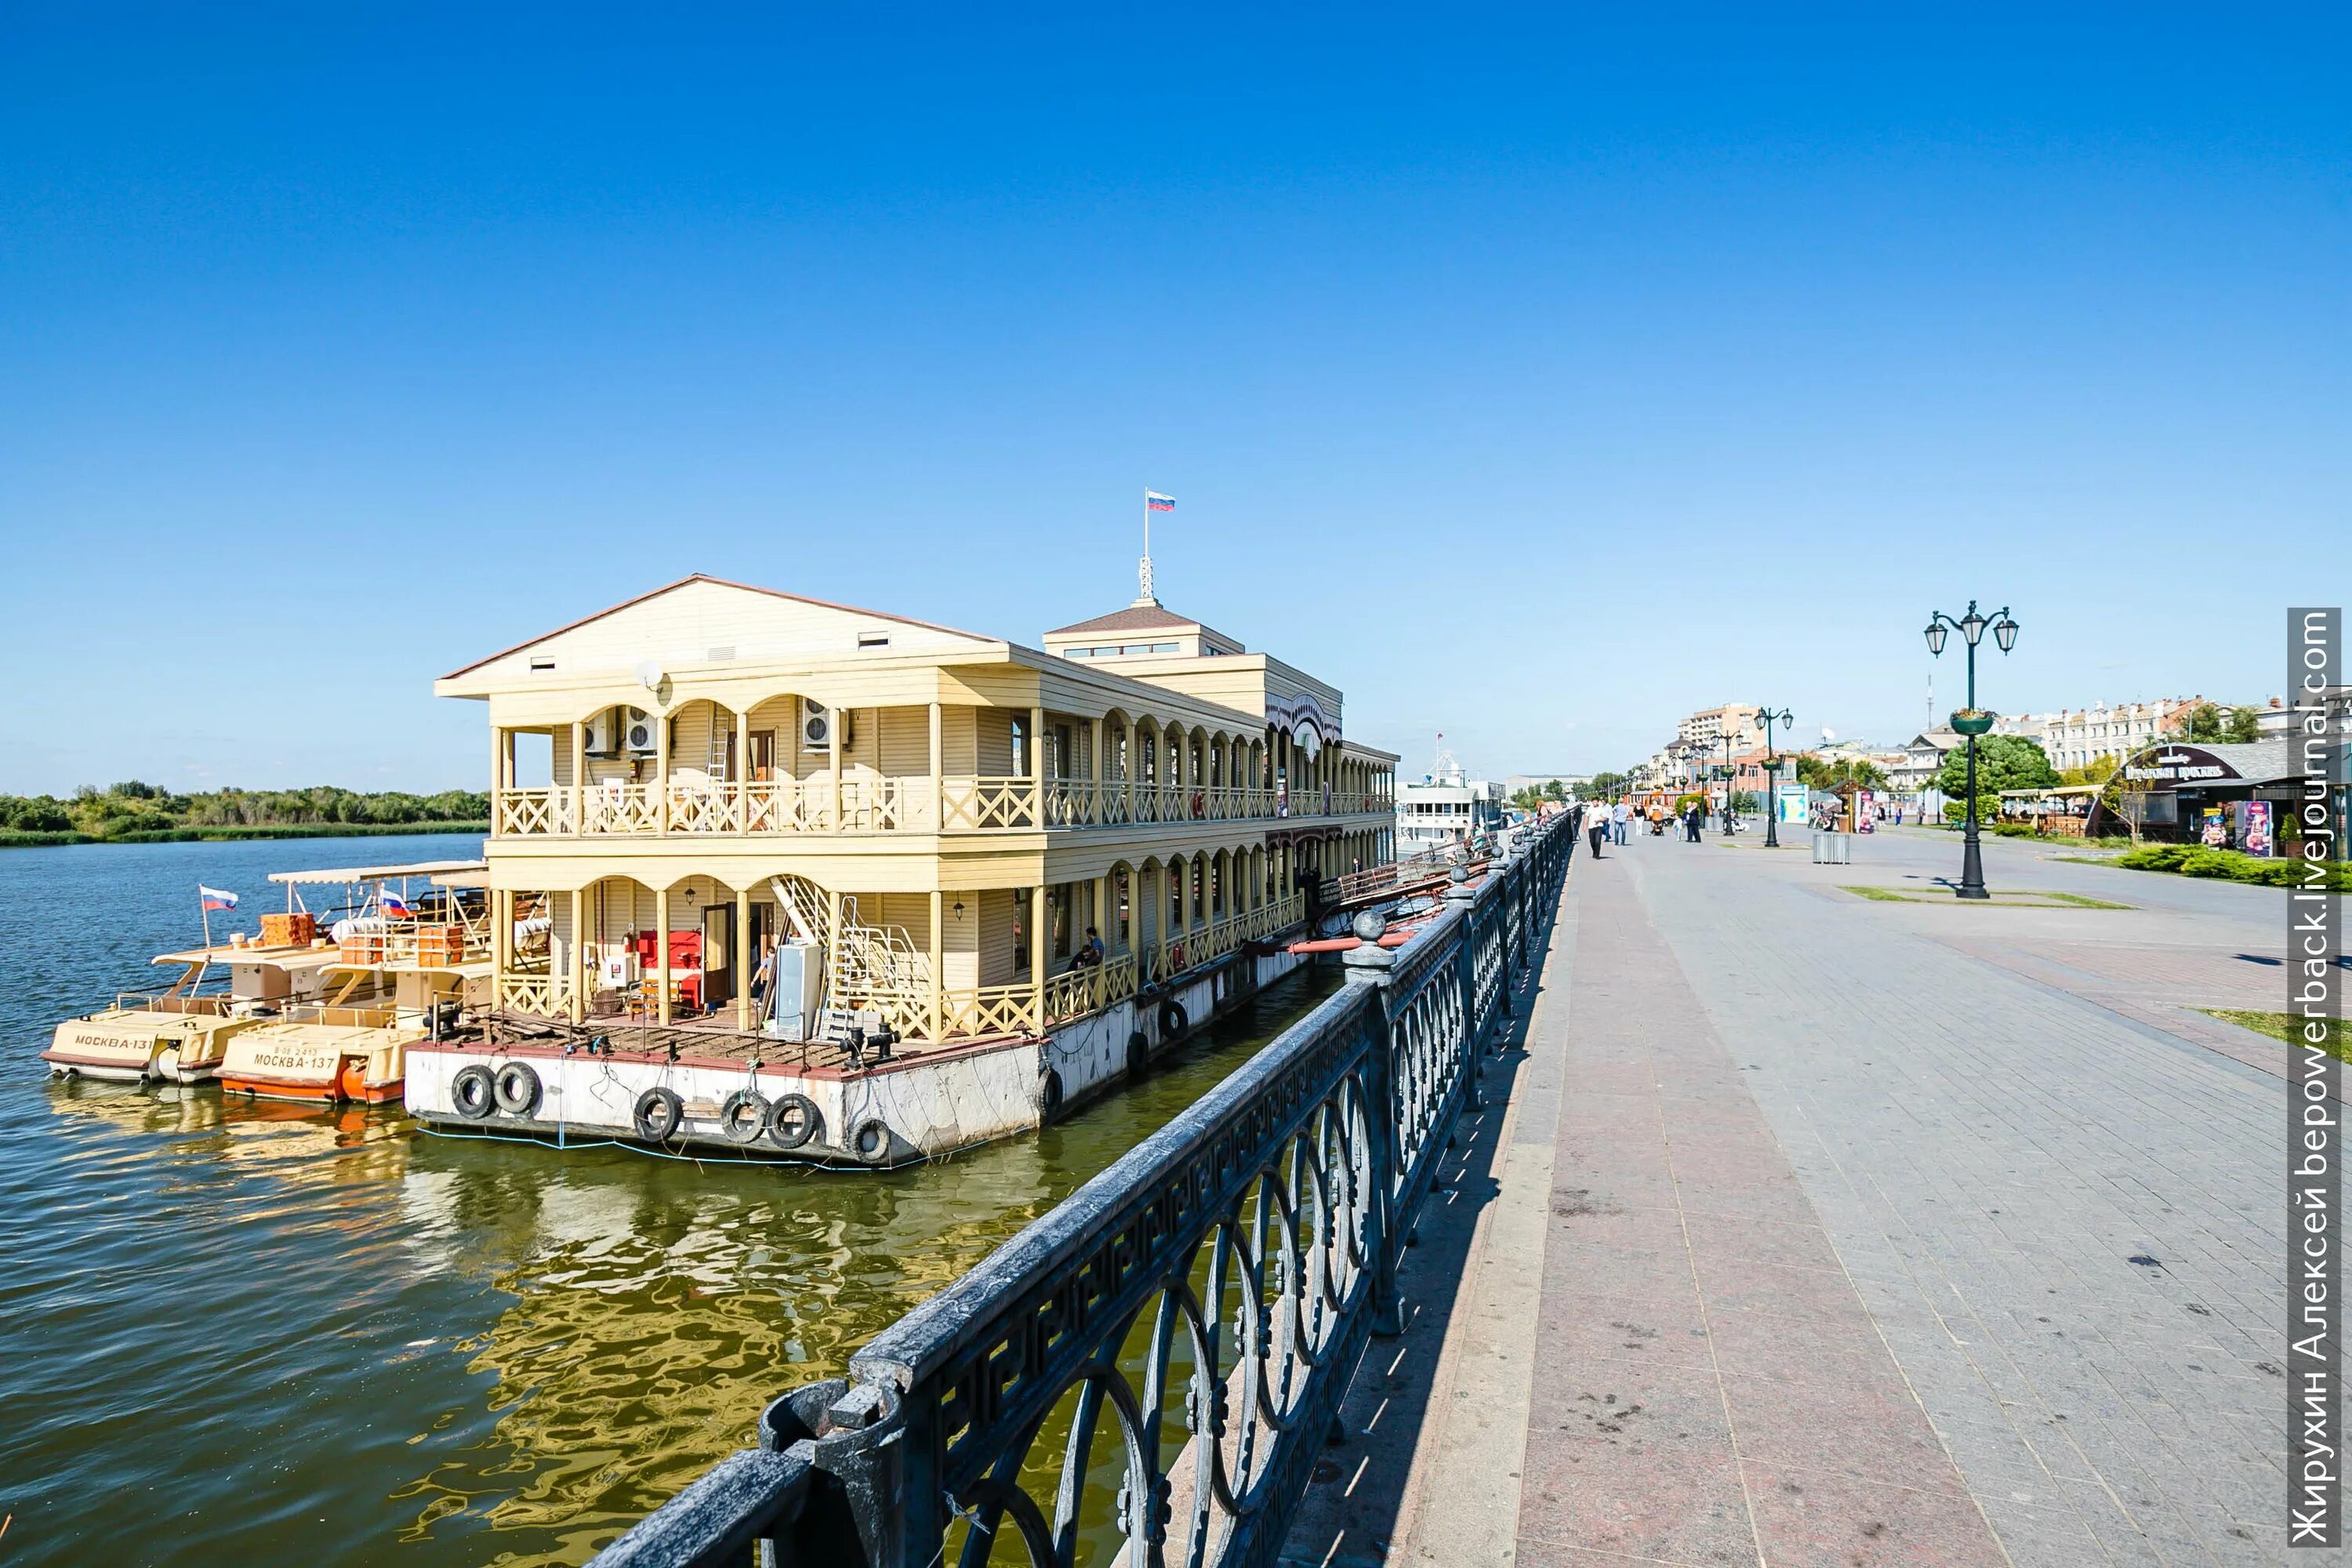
[492,778,1394,840]
[1146,891,1307,982]
[585,811,1575,1568]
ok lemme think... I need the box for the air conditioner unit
[802,699,850,752]
[583,710,619,757]
[622,706,657,754]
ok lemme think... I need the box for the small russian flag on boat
[379,887,414,918]
[199,886,238,912]
[1145,491,1175,511]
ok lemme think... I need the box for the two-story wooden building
[408,575,1396,1163]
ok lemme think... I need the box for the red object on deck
[630,929,706,1011]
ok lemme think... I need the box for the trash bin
[1812,831,1853,865]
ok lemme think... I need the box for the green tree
[1935,734,2056,822]
[2179,702,2263,745]
[1795,755,1889,792]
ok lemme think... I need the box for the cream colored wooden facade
[440,576,1397,1045]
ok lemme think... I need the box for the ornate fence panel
[590,813,1577,1568]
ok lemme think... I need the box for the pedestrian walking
[1686,801,1704,843]
[1587,808,1607,859]
[1611,798,1631,845]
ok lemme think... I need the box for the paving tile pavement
[1517,847,2011,1568]
[1598,826,2333,1566]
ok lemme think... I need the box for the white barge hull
[405,950,1305,1167]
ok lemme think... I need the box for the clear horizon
[2,7,2343,795]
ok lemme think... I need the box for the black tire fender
[452,1064,496,1120]
[492,1062,541,1118]
[1036,1066,1064,1116]
[766,1092,822,1152]
[718,1089,770,1145]
[1125,1029,1151,1080]
[848,1117,893,1165]
[633,1087,685,1143]
[1158,998,1188,1040]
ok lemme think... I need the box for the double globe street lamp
[1756,706,1794,848]
[1924,601,2020,900]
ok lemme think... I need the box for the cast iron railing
[588,810,1577,1568]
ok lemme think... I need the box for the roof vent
[529,657,556,672]
[706,646,736,661]
[858,632,890,649]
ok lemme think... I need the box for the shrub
[2116,842,2352,891]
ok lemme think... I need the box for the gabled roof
[440,574,994,681]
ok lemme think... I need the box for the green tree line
[1,782,489,840]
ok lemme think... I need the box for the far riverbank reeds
[0,821,487,850]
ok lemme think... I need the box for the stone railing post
[1443,868,1483,1107]
[1341,910,1404,1337]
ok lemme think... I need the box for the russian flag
[379,887,414,919]
[199,886,238,912]
[1145,491,1175,512]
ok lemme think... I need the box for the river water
[0,833,1336,1566]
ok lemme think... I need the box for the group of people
[1580,795,1714,858]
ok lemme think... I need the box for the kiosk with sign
[2098,740,2300,854]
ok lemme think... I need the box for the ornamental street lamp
[1718,730,1740,833]
[1756,706,1794,847]
[1925,599,2020,899]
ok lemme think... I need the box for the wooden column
[492,886,510,1001]
[734,706,750,786]
[568,887,587,1023]
[655,886,673,1025]
[1092,872,1109,957]
[1029,703,1046,825]
[569,721,586,826]
[655,708,671,836]
[927,889,944,1042]
[735,884,752,1031]
[1089,715,1104,819]
[1029,884,1047,1030]
[927,700,943,831]
[827,705,843,829]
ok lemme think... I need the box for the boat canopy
[151,946,345,968]
[267,860,486,885]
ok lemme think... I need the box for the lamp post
[1757,707,1793,847]
[1719,732,1738,833]
[1925,600,2020,900]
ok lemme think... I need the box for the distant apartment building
[1994,698,2199,771]
[1677,702,1763,751]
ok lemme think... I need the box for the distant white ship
[1396,741,1503,858]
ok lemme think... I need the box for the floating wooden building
[407,575,1397,1163]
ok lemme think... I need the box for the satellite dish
[636,659,666,691]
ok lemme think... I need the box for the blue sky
[2,6,2343,793]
